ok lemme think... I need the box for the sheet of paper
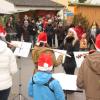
[11,41,22,47]
[74,51,88,68]
[52,73,79,91]
[53,49,66,63]
[13,41,32,57]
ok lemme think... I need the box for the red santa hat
[68,26,84,40]
[68,28,79,40]
[0,24,7,37]
[95,34,100,50]
[36,32,47,45]
[37,53,53,71]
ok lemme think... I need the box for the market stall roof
[69,0,100,7]
[69,2,100,7]
[8,0,64,11]
[0,0,17,14]
[85,0,100,5]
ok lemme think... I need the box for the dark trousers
[64,66,75,75]
[0,88,11,100]
[47,35,53,47]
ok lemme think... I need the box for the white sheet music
[12,41,32,57]
[53,49,66,63]
[52,73,79,91]
[74,51,88,68]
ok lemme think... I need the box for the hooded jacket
[0,40,17,90]
[28,71,65,100]
[77,51,100,100]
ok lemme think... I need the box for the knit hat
[95,34,100,50]
[0,25,6,37]
[38,53,53,71]
[36,32,47,45]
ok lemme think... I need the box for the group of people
[28,28,100,100]
[0,23,65,100]
[4,14,62,47]
[3,14,100,50]
[0,16,100,100]
[28,31,65,100]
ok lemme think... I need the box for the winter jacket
[27,23,37,36]
[0,40,17,90]
[77,51,100,100]
[59,36,79,74]
[28,71,65,100]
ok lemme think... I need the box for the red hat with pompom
[38,53,53,71]
[36,32,47,45]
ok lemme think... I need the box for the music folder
[74,51,88,68]
[52,73,82,92]
[53,49,66,63]
[12,41,32,57]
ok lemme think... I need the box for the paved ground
[8,53,86,100]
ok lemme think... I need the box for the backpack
[32,77,54,93]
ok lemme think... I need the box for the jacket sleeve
[28,78,33,97]
[50,80,65,100]
[9,49,18,75]
[77,59,86,89]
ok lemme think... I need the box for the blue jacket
[28,71,65,100]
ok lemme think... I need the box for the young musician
[32,32,63,74]
[59,28,80,75]
[0,24,18,100]
[77,34,100,100]
[28,53,65,100]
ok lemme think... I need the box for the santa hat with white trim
[36,32,47,45]
[95,34,100,50]
[0,24,7,37]
[68,28,79,40]
[37,53,53,71]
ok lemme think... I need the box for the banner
[74,51,88,68]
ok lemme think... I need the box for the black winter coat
[59,36,79,74]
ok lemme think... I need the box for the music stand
[12,41,32,100]
[52,73,83,100]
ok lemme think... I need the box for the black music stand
[13,41,32,100]
[13,57,28,100]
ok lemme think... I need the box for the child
[28,53,65,100]
[80,33,88,51]
[32,32,63,74]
